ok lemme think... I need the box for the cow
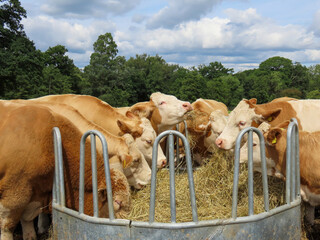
[11,100,152,190]
[264,122,320,224]
[215,98,320,150]
[239,122,284,179]
[23,94,167,169]
[124,92,193,134]
[177,99,228,165]
[0,102,131,240]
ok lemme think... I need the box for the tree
[0,36,45,99]
[206,75,243,108]
[84,33,119,97]
[0,0,26,48]
[176,70,207,102]
[197,61,234,80]
[43,45,80,93]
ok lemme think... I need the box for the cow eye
[252,142,257,147]
[146,140,152,145]
[239,121,246,126]
[159,101,166,105]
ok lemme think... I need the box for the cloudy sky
[20,0,320,72]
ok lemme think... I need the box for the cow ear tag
[267,116,273,122]
[272,137,277,144]
[123,159,127,168]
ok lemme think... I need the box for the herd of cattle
[0,92,319,239]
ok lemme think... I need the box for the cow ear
[121,155,133,168]
[248,98,257,105]
[117,120,132,134]
[98,181,107,201]
[266,128,283,146]
[275,120,290,129]
[126,111,139,120]
[205,126,212,138]
[98,188,107,201]
[245,98,257,107]
[256,107,282,122]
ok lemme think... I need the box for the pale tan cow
[126,92,193,134]
[215,98,320,150]
[264,122,320,223]
[11,100,152,190]
[0,102,130,240]
[176,99,228,165]
[239,122,283,178]
[25,94,167,168]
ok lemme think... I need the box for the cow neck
[253,101,301,129]
[150,107,162,134]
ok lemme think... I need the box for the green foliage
[0,0,26,48]
[0,1,319,107]
[306,90,320,99]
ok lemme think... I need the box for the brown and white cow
[11,100,152,190]
[215,98,320,150]
[25,94,167,169]
[264,122,320,223]
[178,99,228,165]
[0,102,130,240]
[126,92,193,134]
[239,122,284,178]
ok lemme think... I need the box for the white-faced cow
[126,92,193,134]
[215,98,320,150]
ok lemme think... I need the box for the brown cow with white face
[239,122,284,179]
[0,102,131,240]
[215,98,320,150]
[264,122,320,224]
[26,94,167,169]
[177,99,228,165]
[128,92,193,134]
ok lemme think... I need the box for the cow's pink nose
[115,199,122,207]
[160,159,167,168]
[182,102,193,111]
[215,138,224,148]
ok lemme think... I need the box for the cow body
[0,102,130,240]
[265,124,320,223]
[216,98,320,150]
[25,94,167,168]
[11,100,151,190]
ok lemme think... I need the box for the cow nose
[115,199,122,207]
[182,102,193,111]
[137,183,146,189]
[161,159,167,168]
[215,138,224,148]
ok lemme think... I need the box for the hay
[128,150,285,223]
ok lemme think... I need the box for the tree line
[1,0,320,109]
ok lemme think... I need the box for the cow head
[215,99,263,150]
[122,134,152,189]
[98,168,131,218]
[134,117,167,168]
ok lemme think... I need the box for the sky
[19,0,320,72]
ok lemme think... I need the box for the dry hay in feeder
[128,150,285,223]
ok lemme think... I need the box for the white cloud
[40,0,141,18]
[311,10,320,36]
[116,8,320,70]
[146,0,222,29]
[22,16,116,67]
